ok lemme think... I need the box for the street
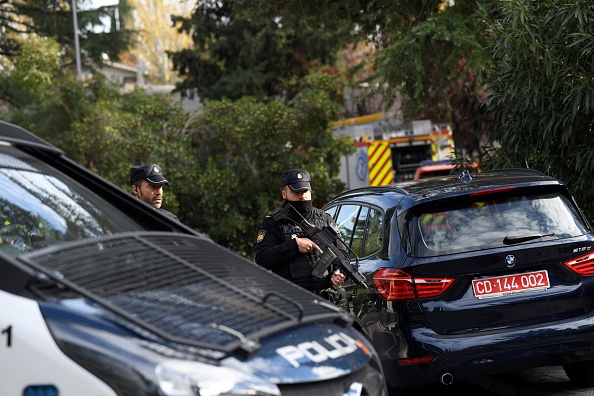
[392,365,594,395]
[395,380,498,396]
[472,366,594,396]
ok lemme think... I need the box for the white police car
[0,121,387,396]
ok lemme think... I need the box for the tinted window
[335,205,360,246]
[351,206,368,257]
[409,192,588,257]
[0,146,144,256]
[325,205,338,219]
[363,208,383,256]
[329,204,384,259]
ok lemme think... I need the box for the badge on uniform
[257,230,266,243]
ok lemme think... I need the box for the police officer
[130,164,178,221]
[255,169,346,295]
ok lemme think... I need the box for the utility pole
[71,0,83,81]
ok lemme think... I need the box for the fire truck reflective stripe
[368,141,394,186]
[372,151,392,185]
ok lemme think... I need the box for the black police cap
[282,169,311,191]
[130,164,169,185]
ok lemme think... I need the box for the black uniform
[255,203,349,293]
[157,208,179,221]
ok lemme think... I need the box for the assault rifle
[273,204,368,289]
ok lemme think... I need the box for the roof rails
[333,184,411,199]
[0,121,63,154]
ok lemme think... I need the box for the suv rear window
[408,191,588,257]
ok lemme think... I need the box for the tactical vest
[278,208,329,280]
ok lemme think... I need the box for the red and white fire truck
[333,113,455,189]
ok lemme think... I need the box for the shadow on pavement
[389,366,594,395]
[390,379,500,396]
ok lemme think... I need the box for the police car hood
[17,232,358,360]
[40,298,377,387]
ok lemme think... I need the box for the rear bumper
[380,313,594,388]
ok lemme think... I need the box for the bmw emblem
[505,255,516,268]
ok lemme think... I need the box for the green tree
[11,35,61,99]
[169,0,351,101]
[181,73,353,257]
[2,36,351,257]
[484,0,594,219]
[0,0,134,71]
[230,0,496,156]
[3,36,194,218]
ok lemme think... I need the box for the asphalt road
[390,365,594,396]
[470,365,594,396]
[394,379,499,396]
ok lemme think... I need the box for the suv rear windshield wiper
[503,233,555,245]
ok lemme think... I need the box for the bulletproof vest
[278,208,329,280]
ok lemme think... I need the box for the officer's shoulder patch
[257,230,266,243]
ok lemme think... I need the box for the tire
[563,360,594,386]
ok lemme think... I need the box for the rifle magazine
[311,249,337,278]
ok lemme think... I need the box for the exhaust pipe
[439,371,455,386]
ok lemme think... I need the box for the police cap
[282,169,311,191]
[130,164,170,185]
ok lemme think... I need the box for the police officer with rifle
[255,169,366,307]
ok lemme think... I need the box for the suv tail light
[563,252,594,275]
[373,268,455,300]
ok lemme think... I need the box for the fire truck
[333,113,455,189]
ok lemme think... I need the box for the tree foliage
[0,0,134,71]
[229,0,496,156]
[180,73,353,257]
[484,0,594,219]
[169,0,352,101]
[1,36,351,258]
[3,36,193,216]
[376,2,492,116]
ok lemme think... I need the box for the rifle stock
[273,204,368,289]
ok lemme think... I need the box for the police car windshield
[0,146,144,256]
[408,191,588,257]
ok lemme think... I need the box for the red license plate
[472,270,550,299]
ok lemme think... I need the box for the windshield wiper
[503,233,555,245]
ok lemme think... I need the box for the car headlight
[156,359,281,396]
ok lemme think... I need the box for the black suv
[323,169,594,389]
[0,120,387,396]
